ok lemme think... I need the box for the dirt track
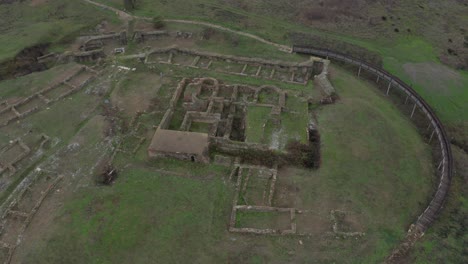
[82,0,292,53]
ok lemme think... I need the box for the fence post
[293,47,453,247]
[429,129,435,142]
[411,103,417,118]
[438,160,443,170]
[426,122,432,131]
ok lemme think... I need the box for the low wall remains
[293,45,453,262]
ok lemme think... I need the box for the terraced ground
[2,57,433,263]
[0,0,466,263]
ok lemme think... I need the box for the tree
[152,16,165,29]
[123,0,136,10]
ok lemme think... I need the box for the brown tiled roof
[148,128,209,156]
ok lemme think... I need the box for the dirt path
[83,0,133,21]
[163,19,292,52]
[83,0,292,52]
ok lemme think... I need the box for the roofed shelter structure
[148,128,210,163]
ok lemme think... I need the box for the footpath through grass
[94,0,467,130]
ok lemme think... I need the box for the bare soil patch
[0,216,23,245]
[111,73,163,116]
[235,210,292,231]
[296,213,331,234]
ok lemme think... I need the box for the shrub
[201,28,216,40]
[285,140,320,169]
[123,0,136,10]
[152,16,165,29]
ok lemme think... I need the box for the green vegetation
[0,63,78,98]
[28,64,434,262]
[245,106,271,144]
[21,167,233,264]
[110,69,162,118]
[245,94,309,148]
[1,62,436,263]
[152,16,165,29]
[235,210,290,230]
[189,121,211,133]
[144,22,304,62]
[23,88,100,140]
[0,0,465,262]
[410,146,468,264]
[123,0,136,11]
[286,65,434,262]
[0,0,120,63]
[281,95,309,145]
[0,68,102,204]
[96,0,467,132]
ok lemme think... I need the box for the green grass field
[244,98,308,149]
[20,166,233,264]
[0,64,104,204]
[0,63,78,98]
[94,0,467,132]
[278,65,435,262]
[245,105,271,144]
[0,0,120,63]
[8,63,435,263]
[281,95,309,145]
[0,0,466,262]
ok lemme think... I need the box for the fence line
[293,46,453,233]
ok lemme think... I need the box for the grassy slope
[97,0,467,128]
[0,0,120,63]
[297,65,434,262]
[130,21,304,62]
[0,65,102,203]
[0,63,78,98]
[410,146,468,264]
[15,65,435,263]
[98,2,466,259]
[0,0,463,261]
[21,165,232,264]
[378,38,468,126]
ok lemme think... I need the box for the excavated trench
[0,44,50,81]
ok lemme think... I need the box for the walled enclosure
[0,17,448,262]
[293,46,453,262]
[148,77,289,163]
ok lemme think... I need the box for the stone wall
[142,46,319,85]
[0,66,97,128]
[313,58,336,103]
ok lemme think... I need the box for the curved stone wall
[293,46,453,234]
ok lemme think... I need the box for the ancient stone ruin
[147,77,287,163]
